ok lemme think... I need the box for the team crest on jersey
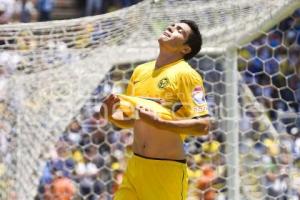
[192,86,206,105]
[158,78,169,89]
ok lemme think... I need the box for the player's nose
[166,26,173,33]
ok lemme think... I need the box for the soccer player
[100,19,211,200]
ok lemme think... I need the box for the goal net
[0,0,299,199]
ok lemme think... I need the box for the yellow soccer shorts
[114,153,188,200]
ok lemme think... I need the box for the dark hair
[180,19,202,60]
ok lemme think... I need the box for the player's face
[158,22,192,54]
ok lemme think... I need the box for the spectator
[44,175,76,200]
[196,165,217,200]
[0,0,15,24]
[120,0,136,7]
[14,0,37,23]
[85,0,103,16]
[36,0,54,21]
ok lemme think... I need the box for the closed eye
[177,26,186,37]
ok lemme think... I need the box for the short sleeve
[175,70,209,118]
[126,67,139,96]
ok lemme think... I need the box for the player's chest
[133,72,175,97]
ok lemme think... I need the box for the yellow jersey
[126,59,209,119]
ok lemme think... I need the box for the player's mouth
[163,31,170,37]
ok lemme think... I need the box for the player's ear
[181,45,191,55]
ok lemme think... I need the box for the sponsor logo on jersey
[193,105,208,113]
[192,86,206,105]
[158,77,169,89]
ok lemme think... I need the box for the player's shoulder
[174,61,201,79]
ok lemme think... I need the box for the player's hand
[100,94,120,118]
[135,105,160,125]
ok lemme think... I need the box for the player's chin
[158,36,169,43]
[158,37,164,43]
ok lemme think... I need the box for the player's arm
[157,116,210,135]
[136,106,210,135]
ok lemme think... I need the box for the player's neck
[155,51,183,69]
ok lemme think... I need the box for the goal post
[224,49,240,200]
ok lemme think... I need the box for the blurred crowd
[236,8,300,200]
[78,0,142,16]
[0,4,299,200]
[0,0,141,25]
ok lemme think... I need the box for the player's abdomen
[132,120,185,160]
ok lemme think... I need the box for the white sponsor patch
[193,105,208,113]
[192,86,206,105]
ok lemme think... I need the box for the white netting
[0,0,299,199]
